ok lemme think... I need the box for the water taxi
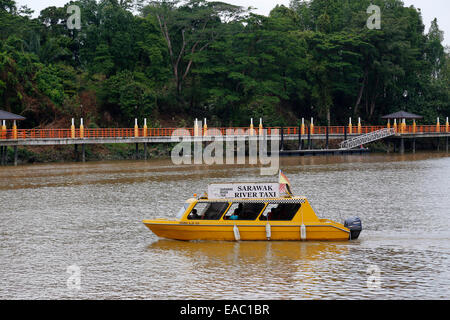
[143,180,362,241]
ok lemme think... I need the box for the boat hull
[143,221,350,241]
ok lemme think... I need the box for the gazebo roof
[381,111,423,120]
[0,110,26,121]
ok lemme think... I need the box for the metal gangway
[339,128,396,150]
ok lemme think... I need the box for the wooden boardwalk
[0,124,449,165]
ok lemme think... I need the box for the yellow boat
[143,184,362,241]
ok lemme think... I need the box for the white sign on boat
[207,183,280,199]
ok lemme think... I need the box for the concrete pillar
[135,143,139,160]
[400,138,405,154]
[412,138,416,154]
[325,126,329,149]
[13,145,18,166]
[307,126,312,150]
[446,136,449,153]
[280,127,284,151]
[144,142,148,160]
[0,146,4,165]
[81,144,86,162]
[344,125,347,141]
[298,124,302,150]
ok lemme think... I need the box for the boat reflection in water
[146,239,352,299]
[148,239,351,262]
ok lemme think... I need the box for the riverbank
[0,143,173,165]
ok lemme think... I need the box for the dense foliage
[0,0,448,128]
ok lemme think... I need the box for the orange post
[250,118,254,136]
[393,119,397,133]
[310,117,314,135]
[71,118,75,138]
[80,118,84,138]
[203,118,207,136]
[194,119,199,137]
[436,117,440,133]
[446,117,449,133]
[301,118,305,135]
[413,119,417,134]
[348,118,352,134]
[1,120,6,139]
[259,118,263,135]
[12,120,17,139]
[358,117,362,134]
[387,120,391,129]
[134,119,139,137]
[143,118,148,137]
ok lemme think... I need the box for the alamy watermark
[170,127,280,176]
[67,5,81,30]
[66,265,81,291]
[367,5,381,30]
[366,264,381,289]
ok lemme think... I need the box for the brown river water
[0,152,449,299]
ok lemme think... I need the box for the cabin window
[187,202,229,220]
[223,202,265,221]
[259,203,301,221]
[176,203,190,219]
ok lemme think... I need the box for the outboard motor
[344,217,362,240]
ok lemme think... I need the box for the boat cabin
[178,197,315,223]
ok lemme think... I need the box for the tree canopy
[0,0,448,128]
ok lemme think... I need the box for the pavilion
[381,110,423,121]
[0,109,26,121]
[0,110,26,165]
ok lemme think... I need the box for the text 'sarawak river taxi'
[143,172,362,241]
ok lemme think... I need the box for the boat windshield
[176,203,190,219]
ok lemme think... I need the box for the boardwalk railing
[0,125,449,140]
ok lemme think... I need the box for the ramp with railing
[339,128,396,150]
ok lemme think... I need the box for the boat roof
[196,197,306,204]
